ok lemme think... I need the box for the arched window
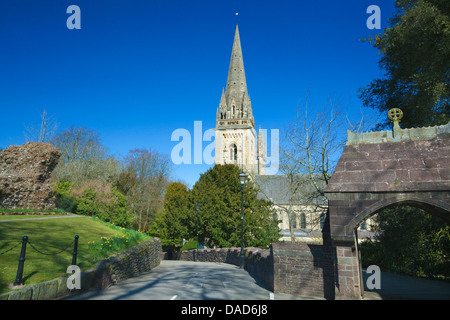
[230,144,237,161]
[300,213,306,229]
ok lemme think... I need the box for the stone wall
[91,237,162,290]
[0,142,61,210]
[272,242,335,299]
[0,238,162,300]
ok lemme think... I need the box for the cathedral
[213,25,375,242]
[214,25,266,176]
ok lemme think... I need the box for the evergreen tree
[152,165,280,249]
[191,165,280,248]
[359,0,449,129]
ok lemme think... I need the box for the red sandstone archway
[346,195,450,236]
[324,121,450,299]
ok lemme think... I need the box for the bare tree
[282,94,344,194]
[276,92,348,241]
[118,148,173,231]
[24,109,58,143]
[49,126,107,164]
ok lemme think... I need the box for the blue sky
[0,0,395,187]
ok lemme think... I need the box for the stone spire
[225,24,247,106]
[217,24,254,126]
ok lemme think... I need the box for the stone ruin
[0,142,61,210]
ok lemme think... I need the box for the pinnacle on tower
[217,24,254,125]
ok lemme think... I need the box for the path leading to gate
[62,260,450,300]
[63,260,318,300]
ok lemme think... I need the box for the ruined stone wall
[0,142,61,210]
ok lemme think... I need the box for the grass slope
[0,216,150,294]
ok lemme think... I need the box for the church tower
[215,25,266,176]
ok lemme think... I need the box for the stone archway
[346,194,450,235]
[324,118,450,299]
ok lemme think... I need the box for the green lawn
[0,216,150,294]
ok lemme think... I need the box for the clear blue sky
[0,0,395,187]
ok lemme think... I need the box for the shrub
[70,182,134,228]
[52,179,77,213]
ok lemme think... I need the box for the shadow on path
[363,269,450,300]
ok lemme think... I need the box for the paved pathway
[63,260,282,300]
[63,260,325,300]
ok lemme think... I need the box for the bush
[63,180,135,228]
[52,179,77,213]
[56,194,78,213]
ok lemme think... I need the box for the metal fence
[0,235,79,286]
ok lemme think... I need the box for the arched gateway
[324,112,450,299]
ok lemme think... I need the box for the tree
[49,126,118,185]
[150,164,280,249]
[49,126,107,164]
[359,0,449,129]
[190,164,280,248]
[24,109,58,143]
[150,182,193,247]
[277,94,346,240]
[118,148,172,232]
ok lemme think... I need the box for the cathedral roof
[255,175,328,205]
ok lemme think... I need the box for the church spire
[225,24,248,107]
[218,24,254,125]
